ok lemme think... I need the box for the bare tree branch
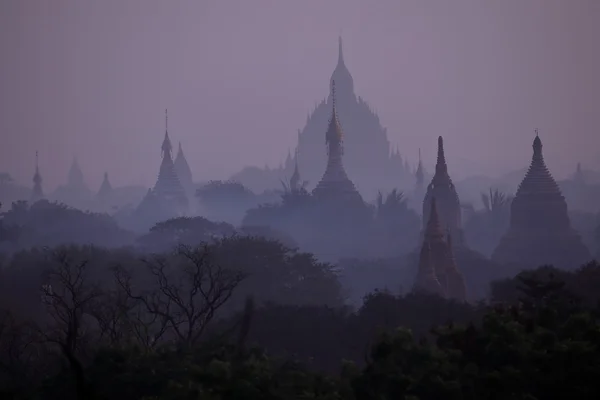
[115,244,245,349]
[39,247,103,400]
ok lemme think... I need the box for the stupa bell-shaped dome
[492,132,591,269]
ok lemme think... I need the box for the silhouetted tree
[0,200,134,250]
[39,247,104,400]
[196,180,258,224]
[137,216,237,252]
[114,244,245,349]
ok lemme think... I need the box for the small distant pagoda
[573,162,585,184]
[422,136,464,245]
[174,141,193,193]
[413,197,467,301]
[153,110,189,214]
[415,148,424,191]
[492,131,591,269]
[97,172,113,203]
[311,81,364,207]
[31,151,44,203]
[67,156,89,193]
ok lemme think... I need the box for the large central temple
[231,37,415,197]
[297,38,412,197]
[311,81,364,207]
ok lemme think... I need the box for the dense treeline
[0,238,599,399]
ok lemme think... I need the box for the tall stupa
[312,81,364,206]
[152,110,189,214]
[492,131,590,269]
[296,37,403,198]
[231,38,414,196]
[422,137,464,245]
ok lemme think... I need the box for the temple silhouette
[30,151,44,203]
[154,111,189,210]
[311,81,364,207]
[422,136,464,245]
[231,37,415,197]
[413,197,467,301]
[492,132,591,269]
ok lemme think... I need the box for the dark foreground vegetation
[0,240,599,399]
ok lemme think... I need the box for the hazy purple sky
[1,0,599,190]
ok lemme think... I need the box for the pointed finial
[165,109,168,132]
[532,129,542,154]
[435,136,448,174]
[35,151,39,169]
[338,36,344,64]
[418,148,422,162]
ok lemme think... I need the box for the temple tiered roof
[413,197,467,301]
[424,197,445,240]
[422,136,464,245]
[153,110,189,212]
[97,172,112,200]
[515,134,562,197]
[492,132,591,268]
[174,141,193,192]
[312,81,363,205]
[68,156,87,191]
[414,242,445,297]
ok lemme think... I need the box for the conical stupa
[413,197,467,301]
[153,110,189,214]
[312,80,363,207]
[492,131,590,269]
[97,172,113,202]
[174,141,193,193]
[31,151,44,203]
[422,136,464,245]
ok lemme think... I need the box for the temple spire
[31,151,44,202]
[97,171,112,201]
[174,140,193,192]
[326,80,343,155]
[68,156,86,189]
[338,36,344,66]
[415,148,424,186]
[533,129,543,158]
[161,109,173,158]
[436,136,448,176]
[154,109,189,213]
[422,135,463,245]
[34,151,40,178]
[312,80,363,205]
[574,162,584,183]
[330,36,354,97]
